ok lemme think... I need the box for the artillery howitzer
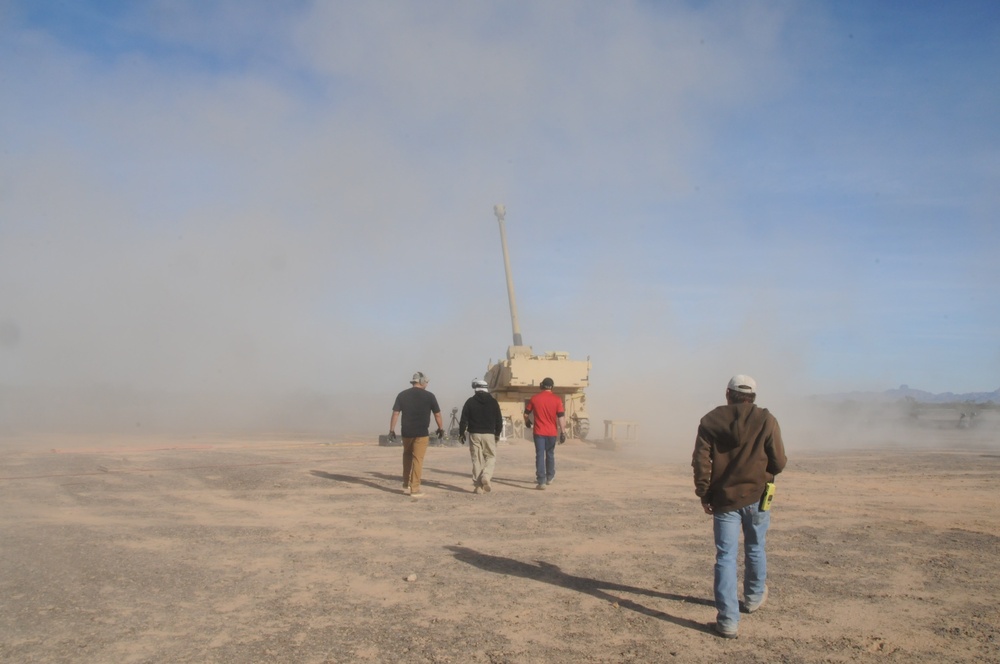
[483,205,591,441]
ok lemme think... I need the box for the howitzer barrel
[484,203,592,442]
[493,204,523,347]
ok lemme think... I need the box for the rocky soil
[1,434,998,663]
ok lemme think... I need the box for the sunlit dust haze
[2,2,999,454]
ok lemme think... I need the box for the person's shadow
[427,468,535,489]
[309,471,402,494]
[426,467,537,491]
[318,471,465,494]
[446,546,713,633]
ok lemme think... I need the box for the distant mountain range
[829,386,1000,404]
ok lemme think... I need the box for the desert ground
[1,430,999,663]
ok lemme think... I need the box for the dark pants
[533,435,557,485]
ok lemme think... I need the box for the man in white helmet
[458,379,503,493]
[692,374,787,639]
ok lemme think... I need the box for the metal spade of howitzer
[448,407,461,440]
[482,204,592,442]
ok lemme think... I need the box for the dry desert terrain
[1,431,999,663]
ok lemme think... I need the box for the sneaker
[712,622,738,639]
[536,483,546,490]
[481,479,492,493]
[743,585,768,614]
[410,491,426,498]
[546,478,553,485]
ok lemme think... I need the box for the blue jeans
[533,435,557,485]
[713,503,769,630]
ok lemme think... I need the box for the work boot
[713,622,738,639]
[743,586,768,614]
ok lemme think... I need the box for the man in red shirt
[524,377,566,490]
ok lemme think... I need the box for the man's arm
[765,418,788,478]
[390,410,400,433]
[692,426,714,512]
[493,400,504,438]
[458,402,469,438]
[429,394,444,436]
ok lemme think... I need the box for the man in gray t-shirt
[389,372,443,498]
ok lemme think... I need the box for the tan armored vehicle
[483,205,591,441]
[485,345,591,440]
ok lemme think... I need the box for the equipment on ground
[447,407,461,438]
[482,204,592,441]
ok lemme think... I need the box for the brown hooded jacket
[692,403,787,513]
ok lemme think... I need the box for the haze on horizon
[2,2,998,446]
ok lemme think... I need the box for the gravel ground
[1,435,999,663]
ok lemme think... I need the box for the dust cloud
[3,4,997,452]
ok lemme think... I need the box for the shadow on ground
[309,470,401,495]
[311,470,466,495]
[447,545,713,633]
[425,467,538,491]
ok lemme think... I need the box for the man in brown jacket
[692,374,787,639]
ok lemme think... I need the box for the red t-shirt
[525,390,564,436]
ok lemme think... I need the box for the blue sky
[1,1,998,434]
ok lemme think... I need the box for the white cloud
[1,1,997,438]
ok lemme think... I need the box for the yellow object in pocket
[759,482,776,511]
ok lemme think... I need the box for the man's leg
[469,434,485,487]
[544,436,557,483]
[713,509,741,633]
[402,438,415,490]
[532,435,546,486]
[409,436,430,494]
[742,504,770,608]
[480,434,497,487]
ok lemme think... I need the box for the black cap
[540,377,554,389]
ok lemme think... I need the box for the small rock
[406,573,417,582]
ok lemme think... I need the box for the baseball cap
[727,374,757,394]
[471,379,489,392]
[540,377,554,389]
[410,371,429,385]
